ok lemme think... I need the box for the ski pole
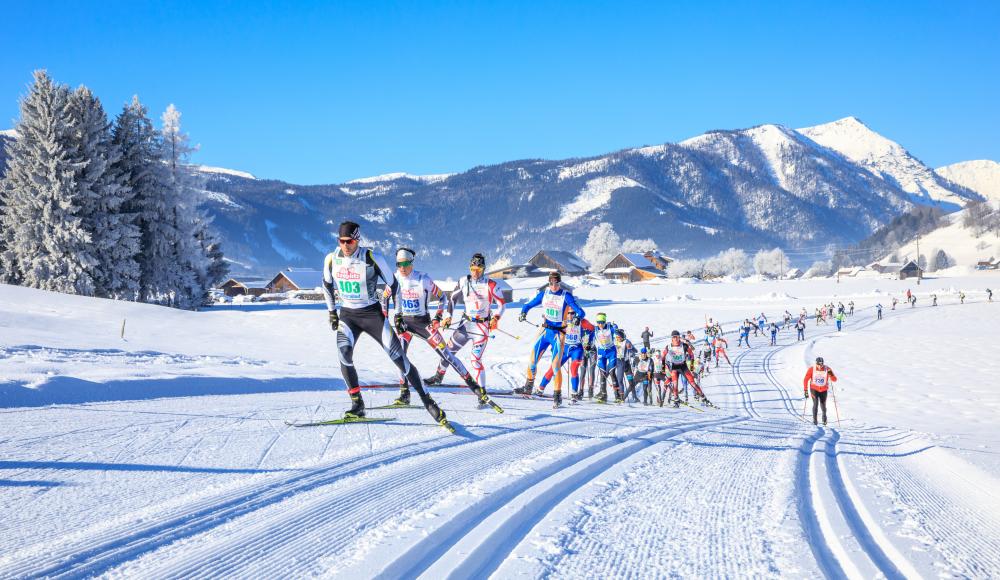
[831,384,842,427]
[802,393,808,422]
[493,327,521,340]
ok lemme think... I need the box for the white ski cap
[396,248,416,263]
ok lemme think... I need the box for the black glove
[433,311,443,323]
[571,314,581,325]
[393,312,405,334]
[518,311,527,322]
[328,310,339,331]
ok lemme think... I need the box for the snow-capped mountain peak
[195,165,257,180]
[0,128,17,138]
[935,160,1000,203]
[797,117,979,209]
[346,172,455,185]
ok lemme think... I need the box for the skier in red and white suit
[424,253,506,388]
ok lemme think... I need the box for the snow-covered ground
[2,274,999,577]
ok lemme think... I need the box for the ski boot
[533,389,547,398]
[596,388,608,404]
[423,371,445,386]
[571,392,582,404]
[552,391,562,409]
[475,389,504,414]
[587,386,594,400]
[439,416,456,433]
[344,393,366,419]
[513,375,534,396]
[391,388,411,407]
[672,397,680,409]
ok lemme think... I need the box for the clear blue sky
[3,0,997,184]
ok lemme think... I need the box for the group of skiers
[320,221,989,429]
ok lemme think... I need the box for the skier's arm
[447,284,463,318]
[322,254,338,311]
[564,291,585,321]
[489,279,506,318]
[803,367,813,392]
[827,369,837,383]
[521,289,544,314]
[426,277,446,318]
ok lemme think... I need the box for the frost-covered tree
[67,86,141,299]
[804,260,833,278]
[667,258,704,279]
[580,222,621,271]
[753,248,788,278]
[932,249,951,271]
[703,248,752,278]
[0,71,98,294]
[621,238,658,253]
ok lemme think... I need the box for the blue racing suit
[521,286,585,392]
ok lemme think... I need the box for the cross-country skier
[322,221,450,428]
[713,334,731,367]
[835,311,845,331]
[932,294,938,306]
[652,344,667,401]
[738,320,752,347]
[848,300,855,316]
[532,311,595,404]
[641,326,653,351]
[635,348,654,404]
[988,288,993,302]
[769,322,779,345]
[583,339,598,398]
[803,356,838,426]
[876,303,883,320]
[615,329,637,400]
[384,247,502,413]
[517,271,585,407]
[664,330,711,408]
[425,252,506,388]
[795,317,806,341]
[892,296,898,310]
[960,291,966,304]
[592,313,623,403]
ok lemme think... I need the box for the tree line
[0,70,228,309]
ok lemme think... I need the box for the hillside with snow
[936,160,1000,202]
[875,201,1000,270]
[798,117,980,210]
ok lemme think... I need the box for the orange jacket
[803,365,837,393]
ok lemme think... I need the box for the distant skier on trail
[738,320,752,347]
[615,329,637,400]
[322,221,450,429]
[848,300,855,316]
[641,326,653,351]
[932,294,937,306]
[803,356,838,426]
[988,288,993,302]
[664,330,712,408]
[635,348,654,404]
[384,247,501,413]
[876,303,883,320]
[835,311,845,331]
[713,334,731,367]
[795,317,806,341]
[424,252,506,388]
[960,291,966,304]
[517,271,585,407]
[769,322,779,345]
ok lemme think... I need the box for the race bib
[565,323,581,345]
[596,328,613,348]
[334,258,368,304]
[541,291,566,324]
[466,280,490,318]
[399,284,424,316]
[813,370,828,387]
[667,345,685,364]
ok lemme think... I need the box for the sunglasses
[397,260,413,267]
[339,238,358,244]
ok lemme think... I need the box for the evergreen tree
[160,104,210,308]
[0,70,97,294]
[113,96,178,304]
[67,86,141,299]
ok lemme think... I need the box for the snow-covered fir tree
[580,222,621,271]
[67,86,141,299]
[0,70,98,294]
[753,248,789,277]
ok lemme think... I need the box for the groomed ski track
[1,306,998,577]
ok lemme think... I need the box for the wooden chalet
[487,263,543,280]
[219,277,270,297]
[267,268,325,293]
[898,260,924,280]
[527,250,589,276]
[601,253,667,282]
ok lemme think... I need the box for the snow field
[2,275,999,577]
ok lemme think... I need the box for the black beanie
[339,221,360,240]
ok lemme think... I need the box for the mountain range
[0,119,990,278]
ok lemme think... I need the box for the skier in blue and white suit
[592,312,623,403]
[515,271,585,407]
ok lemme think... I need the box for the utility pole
[916,239,921,284]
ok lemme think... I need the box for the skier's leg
[818,390,828,424]
[336,317,365,415]
[469,322,490,387]
[367,312,445,422]
[811,389,819,424]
